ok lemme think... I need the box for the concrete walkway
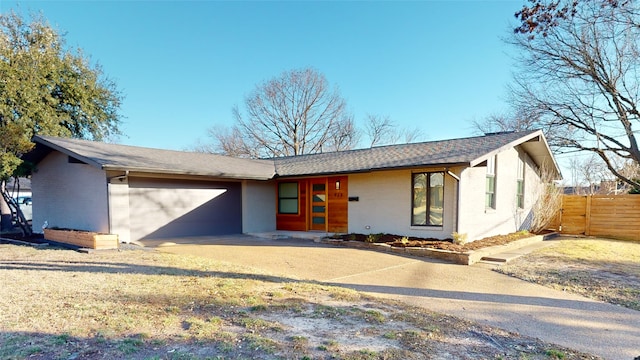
[475,240,556,266]
[141,235,640,359]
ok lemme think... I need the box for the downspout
[446,169,460,234]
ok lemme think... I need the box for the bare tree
[365,114,395,147]
[323,115,360,152]
[364,114,425,147]
[471,108,543,135]
[193,126,261,158]
[567,155,612,194]
[621,160,640,193]
[205,68,356,158]
[530,161,563,233]
[398,126,425,144]
[510,0,640,189]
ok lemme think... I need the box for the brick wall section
[32,152,109,233]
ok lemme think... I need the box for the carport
[27,135,276,243]
[127,177,242,240]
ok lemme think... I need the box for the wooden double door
[276,176,348,233]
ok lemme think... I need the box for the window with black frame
[412,172,444,226]
[278,182,298,214]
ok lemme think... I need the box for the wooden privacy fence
[551,195,640,241]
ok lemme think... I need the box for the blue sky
[2,0,521,151]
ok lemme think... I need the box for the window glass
[412,173,427,226]
[485,177,495,208]
[312,183,326,191]
[485,156,496,209]
[517,156,525,208]
[429,173,444,226]
[279,183,298,198]
[278,182,298,214]
[517,180,525,208]
[312,216,325,224]
[312,206,326,213]
[279,199,298,214]
[412,172,444,226]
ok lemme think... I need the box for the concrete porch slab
[248,231,333,242]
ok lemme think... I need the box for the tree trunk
[0,180,12,232]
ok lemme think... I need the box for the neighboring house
[563,180,630,195]
[5,177,32,198]
[5,177,32,222]
[24,130,561,243]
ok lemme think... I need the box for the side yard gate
[553,195,640,241]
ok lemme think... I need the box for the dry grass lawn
[499,236,640,311]
[0,241,600,360]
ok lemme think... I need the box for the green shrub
[395,236,410,245]
[366,233,383,243]
[451,232,468,245]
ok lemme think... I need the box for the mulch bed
[333,231,538,253]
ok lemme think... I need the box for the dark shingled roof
[28,130,560,180]
[30,136,276,180]
[273,130,545,176]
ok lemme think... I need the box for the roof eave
[32,136,104,170]
[102,165,275,181]
[275,162,470,178]
[467,130,562,180]
[468,130,543,167]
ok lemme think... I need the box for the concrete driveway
[141,235,640,360]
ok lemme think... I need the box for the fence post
[585,195,592,236]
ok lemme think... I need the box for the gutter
[274,162,470,179]
[101,166,275,181]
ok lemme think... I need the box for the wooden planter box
[44,228,119,250]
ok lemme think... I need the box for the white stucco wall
[347,168,458,240]
[242,180,276,233]
[32,152,109,233]
[457,147,543,241]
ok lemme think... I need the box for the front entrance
[310,179,327,231]
[276,176,348,233]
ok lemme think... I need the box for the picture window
[412,172,444,226]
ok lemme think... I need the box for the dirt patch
[498,237,640,311]
[0,243,599,359]
[334,231,537,252]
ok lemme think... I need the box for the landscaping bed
[325,231,547,265]
[43,228,119,250]
[332,231,536,251]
